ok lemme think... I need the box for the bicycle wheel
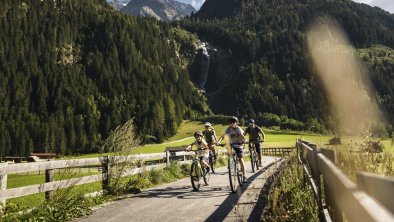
[228,157,237,193]
[250,148,255,173]
[203,167,210,185]
[236,158,243,187]
[209,152,216,173]
[190,161,202,191]
[254,151,260,170]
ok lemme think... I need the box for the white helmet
[204,122,212,127]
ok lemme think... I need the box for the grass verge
[263,155,319,221]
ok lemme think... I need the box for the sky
[176,0,393,13]
[352,0,394,13]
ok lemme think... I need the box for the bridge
[76,156,283,222]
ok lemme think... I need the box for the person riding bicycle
[202,122,218,158]
[244,119,265,167]
[218,116,247,183]
[186,131,211,173]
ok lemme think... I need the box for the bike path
[75,156,282,222]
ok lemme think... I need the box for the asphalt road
[76,156,283,222]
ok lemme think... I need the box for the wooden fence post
[320,148,343,222]
[102,155,110,193]
[166,151,170,168]
[310,144,323,221]
[45,169,54,201]
[0,163,8,215]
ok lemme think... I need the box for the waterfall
[200,42,210,90]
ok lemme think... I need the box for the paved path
[76,156,283,222]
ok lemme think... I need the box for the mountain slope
[0,0,208,156]
[179,0,394,133]
[120,0,196,21]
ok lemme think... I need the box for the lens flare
[306,18,384,135]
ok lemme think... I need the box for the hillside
[179,0,394,134]
[120,0,196,21]
[0,0,209,156]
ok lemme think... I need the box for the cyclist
[244,119,265,167]
[203,122,218,158]
[218,116,247,183]
[186,131,211,173]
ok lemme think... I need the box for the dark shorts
[232,147,244,158]
[249,141,261,154]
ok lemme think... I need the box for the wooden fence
[261,147,293,156]
[0,149,195,212]
[297,140,394,222]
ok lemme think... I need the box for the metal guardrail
[297,140,394,222]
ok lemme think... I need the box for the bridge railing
[297,139,394,222]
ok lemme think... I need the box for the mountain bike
[248,140,261,173]
[228,143,243,193]
[190,150,210,191]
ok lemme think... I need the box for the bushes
[264,157,318,221]
[3,186,105,222]
[125,163,190,193]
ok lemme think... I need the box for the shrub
[264,157,318,221]
[280,118,305,131]
[258,113,281,127]
[125,163,190,193]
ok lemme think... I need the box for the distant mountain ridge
[120,0,196,21]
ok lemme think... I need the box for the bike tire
[190,161,201,191]
[228,157,237,193]
[203,168,210,185]
[209,152,216,174]
[236,158,243,187]
[250,148,255,173]
[255,151,260,171]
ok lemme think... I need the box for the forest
[0,0,209,156]
[179,0,394,134]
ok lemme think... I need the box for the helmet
[194,131,203,137]
[204,122,212,127]
[228,116,238,123]
[249,119,255,124]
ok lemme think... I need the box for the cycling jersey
[203,129,216,143]
[191,140,209,158]
[245,126,264,141]
[225,126,244,148]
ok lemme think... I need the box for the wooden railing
[261,147,293,156]
[297,140,394,222]
[0,149,195,212]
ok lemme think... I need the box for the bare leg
[238,157,246,177]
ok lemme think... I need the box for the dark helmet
[194,131,203,137]
[228,116,238,123]
[249,119,255,124]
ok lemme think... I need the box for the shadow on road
[133,184,230,200]
[204,160,280,222]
